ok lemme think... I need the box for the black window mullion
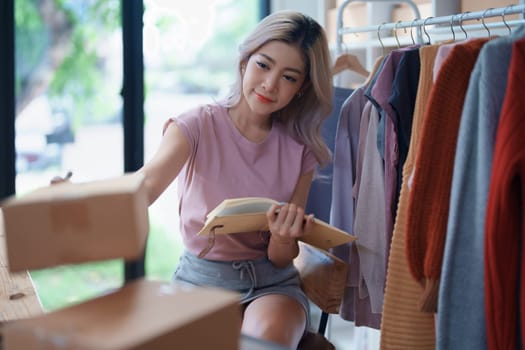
[0,0,16,201]
[122,0,146,283]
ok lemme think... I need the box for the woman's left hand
[266,203,314,244]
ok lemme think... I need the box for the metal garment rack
[327,0,525,338]
[336,1,525,55]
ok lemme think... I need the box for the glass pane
[15,0,124,311]
[143,0,259,280]
[13,0,260,311]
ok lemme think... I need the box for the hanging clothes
[353,100,386,315]
[437,25,525,350]
[484,36,525,350]
[331,85,383,328]
[330,4,525,348]
[404,37,489,314]
[386,48,421,252]
[378,45,435,350]
[368,47,419,249]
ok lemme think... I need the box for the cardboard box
[2,278,242,350]
[1,173,149,272]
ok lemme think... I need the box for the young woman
[56,10,333,349]
[141,10,332,349]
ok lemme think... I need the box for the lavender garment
[171,103,317,261]
[331,86,368,264]
[353,103,386,314]
[331,86,381,328]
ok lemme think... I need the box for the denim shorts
[173,250,310,329]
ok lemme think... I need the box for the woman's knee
[242,294,306,348]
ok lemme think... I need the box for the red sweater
[405,38,488,312]
[484,37,525,350]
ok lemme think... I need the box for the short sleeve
[302,146,318,175]
[162,105,211,152]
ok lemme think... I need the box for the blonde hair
[223,10,333,166]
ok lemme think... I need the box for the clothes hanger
[394,20,402,48]
[377,22,386,56]
[450,14,457,41]
[331,51,370,78]
[459,11,470,40]
[481,8,494,38]
[409,18,418,45]
[422,16,434,44]
[502,5,513,35]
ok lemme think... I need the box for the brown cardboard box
[2,278,242,350]
[1,173,149,272]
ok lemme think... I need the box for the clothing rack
[336,1,525,55]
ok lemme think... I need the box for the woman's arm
[266,171,315,267]
[50,121,189,206]
[138,121,190,205]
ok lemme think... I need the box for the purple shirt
[170,103,317,261]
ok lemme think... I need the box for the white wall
[270,0,329,27]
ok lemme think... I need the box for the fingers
[287,205,305,237]
[268,203,307,239]
[303,213,315,235]
[50,171,73,185]
[50,176,64,185]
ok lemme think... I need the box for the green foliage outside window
[17,0,259,311]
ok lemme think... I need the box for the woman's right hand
[50,170,73,185]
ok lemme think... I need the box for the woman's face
[241,40,307,117]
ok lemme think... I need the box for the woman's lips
[255,92,272,103]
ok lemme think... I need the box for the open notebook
[197,197,355,252]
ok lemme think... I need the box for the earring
[296,91,303,98]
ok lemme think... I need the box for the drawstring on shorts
[232,260,258,299]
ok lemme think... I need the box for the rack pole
[338,4,525,48]
[336,0,422,54]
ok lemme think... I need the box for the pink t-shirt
[168,103,318,261]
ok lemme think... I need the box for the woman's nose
[262,73,278,91]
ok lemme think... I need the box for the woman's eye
[256,61,269,69]
[283,75,297,83]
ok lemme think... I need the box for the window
[13,0,259,311]
[143,0,259,281]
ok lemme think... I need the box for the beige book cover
[197,197,356,251]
